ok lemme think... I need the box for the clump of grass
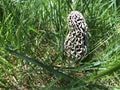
[0,0,120,89]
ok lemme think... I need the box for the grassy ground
[0,0,120,89]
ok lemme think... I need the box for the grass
[0,0,120,89]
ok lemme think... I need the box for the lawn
[0,0,120,89]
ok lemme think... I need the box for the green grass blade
[43,77,61,90]
[90,59,120,81]
[6,48,75,81]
